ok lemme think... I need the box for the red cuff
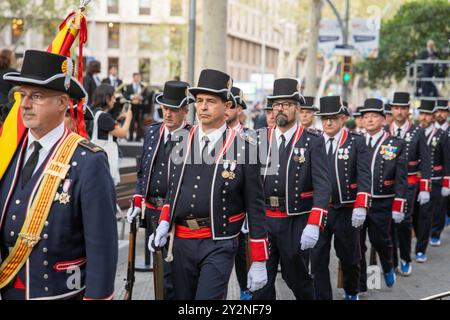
[158,204,170,223]
[354,192,370,209]
[420,179,431,192]
[83,293,114,300]
[307,207,328,231]
[442,177,450,189]
[133,194,143,207]
[392,198,406,213]
[249,238,269,262]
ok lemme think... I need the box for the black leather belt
[176,217,211,230]
[265,196,286,211]
[147,196,165,207]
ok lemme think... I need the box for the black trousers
[172,237,238,300]
[129,104,143,141]
[252,214,315,300]
[392,183,417,266]
[359,198,393,291]
[414,180,442,253]
[234,232,249,292]
[431,188,449,240]
[311,206,361,299]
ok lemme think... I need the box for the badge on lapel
[338,148,349,160]
[221,160,236,180]
[380,144,397,160]
[294,148,306,163]
[432,137,438,147]
[405,133,412,142]
[54,179,72,204]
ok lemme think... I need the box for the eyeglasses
[18,92,62,104]
[272,102,298,110]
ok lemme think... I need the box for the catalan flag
[0,0,90,183]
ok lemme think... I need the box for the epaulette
[78,140,104,153]
[306,127,321,136]
[239,132,257,146]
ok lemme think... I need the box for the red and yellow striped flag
[0,92,25,181]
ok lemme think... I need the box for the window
[139,0,151,15]
[138,26,152,50]
[170,0,183,17]
[108,57,119,73]
[139,58,151,83]
[107,0,119,14]
[11,18,24,45]
[108,23,120,48]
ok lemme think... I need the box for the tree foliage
[356,0,450,88]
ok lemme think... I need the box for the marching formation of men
[0,46,449,300]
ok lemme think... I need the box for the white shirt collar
[164,122,186,143]
[233,123,243,133]
[424,124,435,136]
[275,123,298,148]
[27,122,65,154]
[393,121,410,139]
[324,128,343,154]
[198,123,227,152]
[366,129,384,147]
[435,121,448,131]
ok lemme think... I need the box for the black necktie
[327,137,334,161]
[165,133,172,158]
[368,137,373,148]
[396,128,402,138]
[279,135,287,155]
[22,141,42,187]
[201,136,210,161]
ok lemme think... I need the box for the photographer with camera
[91,84,133,185]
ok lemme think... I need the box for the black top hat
[264,99,273,110]
[417,99,436,113]
[155,81,195,108]
[267,78,305,105]
[390,92,410,106]
[316,96,347,116]
[342,101,350,116]
[384,102,392,114]
[3,50,87,102]
[360,98,385,115]
[435,99,449,111]
[300,96,318,111]
[353,106,363,117]
[188,69,232,101]
[230,87,247,109]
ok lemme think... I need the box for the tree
[0,0,73,49]
[356,0,450,88]
[304,0,323,96]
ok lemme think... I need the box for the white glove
[126,206,141,224]
[417,191,431,205]
[247,261,267,292]
[441,187,450,197]
[392,211,405,224]
[148,221,170,252]
[300,224,320,250]
[351,207,367,228]
[241,217,249,234]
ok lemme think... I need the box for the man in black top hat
[0,50,117,300]
[127,80,193,299]
[358,98,407,292]
[414,100,450,257]
[253,78,331,300]
[352,106,366,135]
[433,99,450,227]
[310,96,371,300]
[298,96,318,130]
[148,69,268,300]
[384,103,393,127]
[387,91,431,276]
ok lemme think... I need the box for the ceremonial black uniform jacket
[258,125,331,227]
[388,122,432,191]
[424,126,450,188]
[158,125,269,262]
[325,129,371,209]
[0,129,117,300]
[136,121,191,205]
[368,131,408,212]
